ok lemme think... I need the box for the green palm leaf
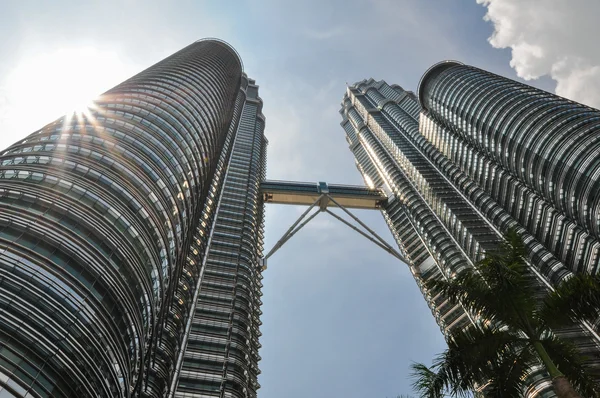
[541,334,600,397]
[543,274,600,327]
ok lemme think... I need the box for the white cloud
[478,0,600,108]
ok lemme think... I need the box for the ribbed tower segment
[419,62,600,276]
[341,77,600,396]
[0,40,243,398]
[341,80,480,335]
[172,78,266,398]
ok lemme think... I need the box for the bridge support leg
[261,194,411,269]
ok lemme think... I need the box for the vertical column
[173,79,267,398]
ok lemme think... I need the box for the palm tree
[410,229,600,398]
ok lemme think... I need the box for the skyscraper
[340,64,600,396]
[0,39,266,398]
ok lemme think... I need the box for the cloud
[478,0,600,108]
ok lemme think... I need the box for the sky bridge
[261,180,388,210]
[259,180,408,269]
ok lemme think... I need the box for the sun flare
[0,46,137,148]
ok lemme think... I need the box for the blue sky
[0,1,593,397]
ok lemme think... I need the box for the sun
[0,46,138,148]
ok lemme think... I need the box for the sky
[0,1,598,397]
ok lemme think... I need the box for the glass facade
[341,74,600,396]
[419,62,600,277]
[0,39,267,398]
[171,78,266,398]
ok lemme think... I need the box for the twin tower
[0,39,598,397]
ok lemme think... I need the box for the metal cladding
[418,63,600,277]
[0,39,267,398]
[171,78,266,398]
[341,80,489,335]
[341,75,600,396]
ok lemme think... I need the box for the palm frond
[482,347,536,398]
[411,326,527,397]
[426,228,544,332]
[410,362,445,398]
[447,325,523,362]
[543,274,600,327]
[476,228,539,316]
[427,269,534,332]
[426,271,499,322]
[540,334,600,397]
